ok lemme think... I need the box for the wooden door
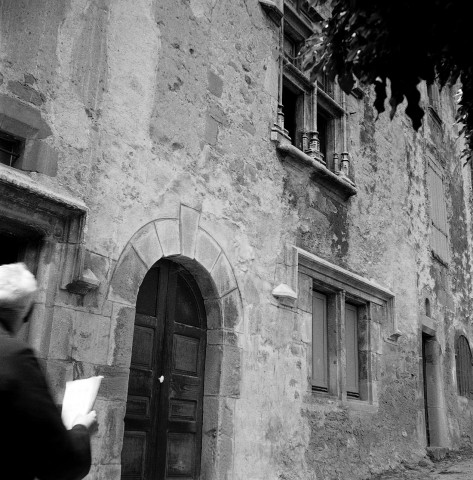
[121,261,206,480]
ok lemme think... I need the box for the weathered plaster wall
[1,1,473,479]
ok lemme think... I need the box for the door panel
[122,261,206,480]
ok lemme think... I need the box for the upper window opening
[282,83,302,148]
[317,72,334,98]
[0,130,23,168]
[317,109,329,162]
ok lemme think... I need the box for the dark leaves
[304,0,472,156]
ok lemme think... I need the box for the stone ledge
[258,0,283,24]
[0,165,88,239]
[276,143,357,200]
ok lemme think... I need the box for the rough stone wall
[1,1,473,479]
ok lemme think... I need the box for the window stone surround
[273,246,398,410]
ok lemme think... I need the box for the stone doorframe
[107,204,243,480]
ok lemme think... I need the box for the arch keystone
[180,204,201,258]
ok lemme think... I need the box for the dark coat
[0,326,92,480]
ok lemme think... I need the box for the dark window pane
[0,131,22,167]
[317,111,328,160]
[136,268,159,316]
[174,274,200,327]
[282,85,299,146]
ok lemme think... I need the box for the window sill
[309,390,378,413]
[276,142,357,200]
[343,398,378,414]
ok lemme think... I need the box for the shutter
[427,164,449,262]
[345,304,359,397]
[312,291,328,391]
[456,336,473,398]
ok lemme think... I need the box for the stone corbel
[272,244,299,307]
[63,243,100,295]
[272,283,297,306]
[385,298,401,343]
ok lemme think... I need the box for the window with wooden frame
[427,160,449,264]
[455,335,473,398]
[294,248,395,406]
[310,285,371,401]
[312,290,328,392]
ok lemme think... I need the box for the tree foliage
[303,0,472,158]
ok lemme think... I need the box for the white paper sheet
[61,375,103,429]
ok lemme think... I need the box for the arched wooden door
[121,260,207,479]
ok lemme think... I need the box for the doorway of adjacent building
[121,260,207,480]
[422,333,431,446]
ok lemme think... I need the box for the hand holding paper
[61,376,103,430]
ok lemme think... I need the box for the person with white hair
[0,263,96,480]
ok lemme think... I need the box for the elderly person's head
[0,263,38,335]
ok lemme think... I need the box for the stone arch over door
[107,204,243,480]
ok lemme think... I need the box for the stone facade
[1,1,472,479]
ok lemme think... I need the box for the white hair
[0,262,38,310]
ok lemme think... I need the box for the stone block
[95,366,130,402]
[71,312,111,365]
[0,92,51,138]
[82,251,113,314]
[208,104,229,126]
[222,290,242,331]
[131,222,163,269]
[207,69,224,97]
[205,298,222,330]
[221,346,241,398]
[298,311,312,344]
[215,433,234,479]
[108,303,136,367]
[297,272,313,313]
[95,464,122,480]
[48,306,74,360]
[27,303,54,358]
[43,359,73,404]
[109,246,148,306]
[211,253,237,297]
[155,219,181,257]
[371,320,382,354]
[208,329,239,347]
[205,114,219,145]
[92,399,126,465]
[7,80,44,106]
[17,139,58,176]
[204,345,223,395]
[195,229,222,273]
[180,204,200,258]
